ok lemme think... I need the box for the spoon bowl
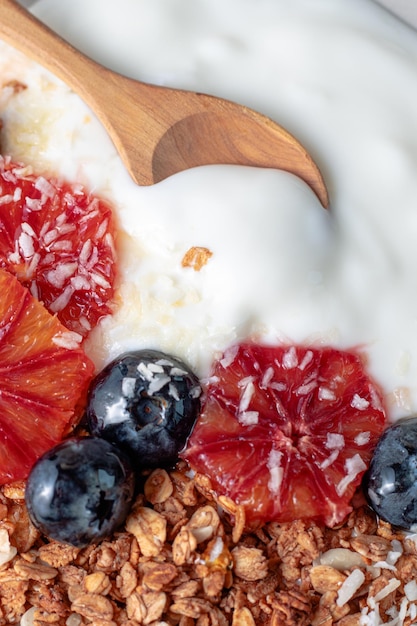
[0,0,329,207]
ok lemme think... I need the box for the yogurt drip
[1,0,417,420]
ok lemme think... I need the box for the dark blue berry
[364,416,417,530]
[25,437,135,547]
[86,350,201,469]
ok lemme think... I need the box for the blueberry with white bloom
[86,350,201,469]
[364,416,417,530]
[26,437,135,547]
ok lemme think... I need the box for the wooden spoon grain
[0,0,329,207]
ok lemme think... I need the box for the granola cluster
[0,464,415,626]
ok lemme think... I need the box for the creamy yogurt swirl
[1,0,417,420]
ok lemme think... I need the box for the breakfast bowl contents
[2,0,417,624]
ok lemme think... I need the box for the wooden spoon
[0,0,329,207]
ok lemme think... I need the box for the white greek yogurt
[1,0,417,421]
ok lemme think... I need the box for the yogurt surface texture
[1,0,417,421]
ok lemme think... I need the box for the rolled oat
[0,465,415,625]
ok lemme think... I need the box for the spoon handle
[0,0,166,181]
[0,0,329,206]
[0,0,113,103]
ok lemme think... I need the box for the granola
[0,462,414,625]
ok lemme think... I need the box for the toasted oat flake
[181,246,213,270]
[0,463,413,624]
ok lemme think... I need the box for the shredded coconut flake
[326,433,345,450]
[208,536,224,563]
[49,285,74,313]
[18,231,35,259]
[148,363,165,374]
[13,187,22,202]
[95,218,109,240]
[34,175,56,198]
[21,222,36,237]
[90,271,111,289]
[137,362,154,381]
[52,331,82,350]
[368,578,401,608]
[71,275,91,290]
[299,350,314,370]
[51,240,73,252]
[269,381,287,391]
[46,262,78,288]
[261,366,274,388]
[170,366,188,376]
[168,382,180,401]
[238,410,259,425]
[351,393,370,410]
[220,345,239,368]
[370,386,384,411]
[238,378,255,413]
[404,580,417,602]
[296,380,318,395]
[122,377,136,398]
[155,358,175,367]
[7,250,21,264]
[148,375,171,395]
[336,568,365,606]
[320,449,341,470]
[26,252,40,278]
[25,197,42,211]
[0,528,17,566]
[267,449,284,496]
[190,385,202,398]
[79,239,93,266]
[0,194,13,205]
[282,346,298,369]
[78,316,92,332]
[355,431,371,446]
[318,386,336,401]
[336,454,367,496]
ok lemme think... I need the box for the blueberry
[364,416,417,530]
[25,437,135,547]
[86,350,201,469]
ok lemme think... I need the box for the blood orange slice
[183,343,387,527]
[0,266,95,484]
[0,156,117,337]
